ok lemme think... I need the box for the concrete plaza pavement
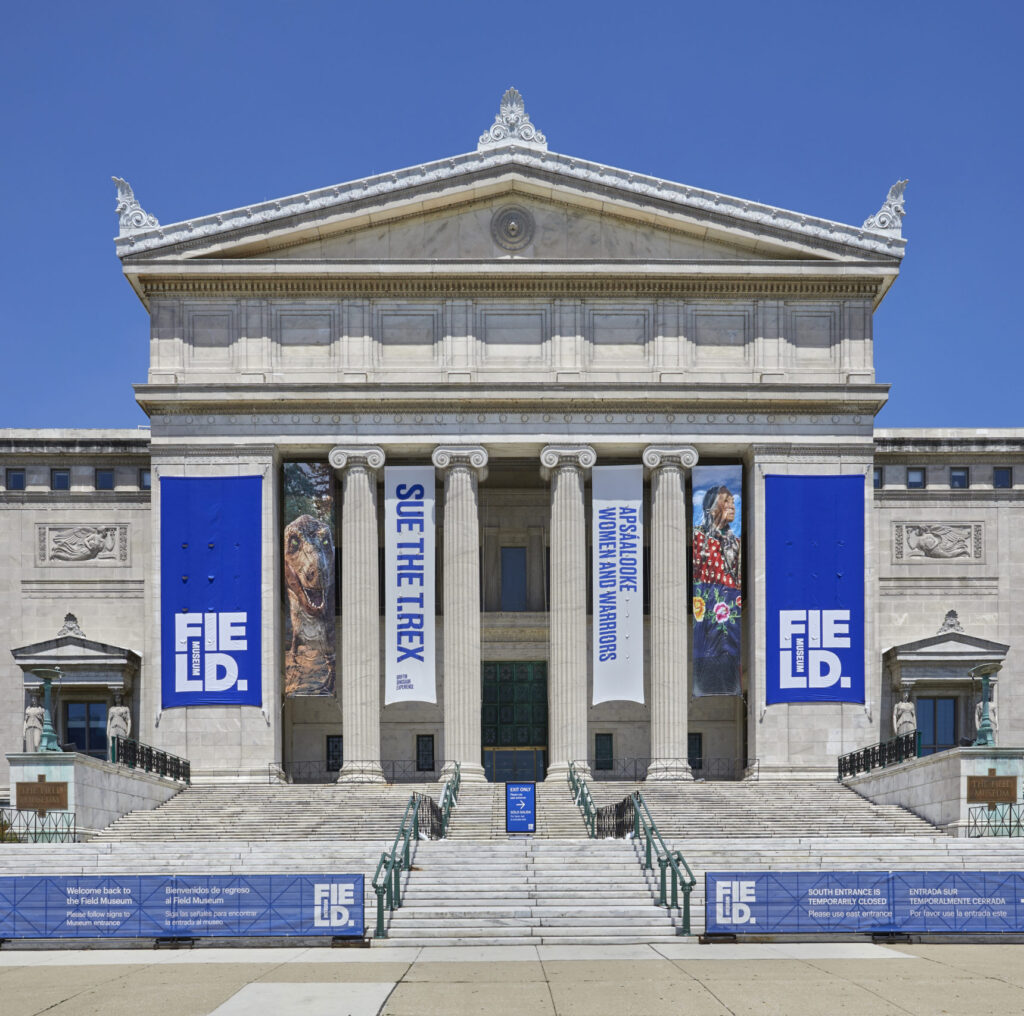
[1,942,1023,1016]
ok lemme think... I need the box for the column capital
[642,445,699,471]
[540,444,596,480]
[328,445,385,473]
[432,445,489,480]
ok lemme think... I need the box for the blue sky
[2,1,1020,429]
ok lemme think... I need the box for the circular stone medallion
[491,205,535,251]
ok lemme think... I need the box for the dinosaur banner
[691,465,743,697]
[282,463,336,697]
[384,467,436,704]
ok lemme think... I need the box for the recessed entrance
[481,661,547,781]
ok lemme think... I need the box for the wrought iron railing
[588,757,758,781]
[0,808,76,843]
[110,736,190,783]
[632,791,696,934]
[371,793,422,939]
[438,762,460,837]
[968,804,1024,837]
[838,731,919,778]
[274,758,446,784]
[596,794,635,839]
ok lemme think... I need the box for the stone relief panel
[376,307,440,365]
[689,304,753,366]
[186,305,236,364]
[273,306,337,368]
[785,305,838,365]
[36,524,130,565]
[586,309,651,367]
[892,522,983,563]
[477,306,549,365]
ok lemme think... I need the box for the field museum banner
[282,463,336,696]
[765,475,864,704]
[160,476,263,709]
[691,465,742,697]
[591,465,644,704]
[384,467,436,704]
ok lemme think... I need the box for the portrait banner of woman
[691,465,742,697]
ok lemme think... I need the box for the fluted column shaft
[330,446,385,783]
[541,445,596,781]
[432,446,488,783]
[644,446,699,780]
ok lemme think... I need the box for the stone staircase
[587,779,938,837]
[91,782,442,842]
[446,781,588,839]
[383,838,680,945]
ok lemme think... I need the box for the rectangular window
[906,467,925,490]
[687,732,704,774]
[500,546,528,611]
[5,468,26,491]
[917,697,957,756]
[326,735,343,772]
[594,733,614,771]
[95,468,115,491]
[51,468,70,491]
[139,468,152,490]
[416,734,435,772]
[65,701,108,759]
[949,467,969,489]
[994,467,1013,489]
[873,466,883,490]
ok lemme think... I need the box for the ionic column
[643,445,699,780]
[540,445,596,781]
[329,445,386,783]
[432,445,489,783]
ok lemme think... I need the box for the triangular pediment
[886,631,1010,663]
[12,634,140,671]
[116,148,906,268]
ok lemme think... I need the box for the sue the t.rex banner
[282,463,336,696]
[691,465,742,697]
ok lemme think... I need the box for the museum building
[2,90,1021,798]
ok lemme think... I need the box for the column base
[645,759,693,781]
[443,761,487,784]
[545,761,590,783]
[336,761,386,784]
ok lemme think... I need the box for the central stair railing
[371,793,420,939]
[438,762,461,837]
[568,760,598,837]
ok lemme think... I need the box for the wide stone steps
[446,781,587,839]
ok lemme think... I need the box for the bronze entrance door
[481,661,548,782]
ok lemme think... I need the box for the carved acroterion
[863,179,908,236]
[113,177,159,235]
[478,87,547,151]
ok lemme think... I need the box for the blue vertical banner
[161,476,263,708]
[765,475,864,704]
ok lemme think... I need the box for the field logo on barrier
[716,880,756,924]
[313,883,357,928]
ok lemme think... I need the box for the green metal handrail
[568,760,598,837]
[632,790,696,935]
[370,792,421,939]
[438,762,461,837]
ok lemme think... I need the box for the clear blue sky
[2,1,1020,429]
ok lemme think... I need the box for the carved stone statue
[893,692,916,737]
[975,699,998,736]
[113,177,160,235]
[23,693,44,753]
[863,179,908,236]
[106,693,131,742]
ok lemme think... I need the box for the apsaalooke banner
[765,475,864,704]
[384,467,436,704]
[592,465,644,704]
[282,463,336,697]
[160,476,262,709]
[691,465,742,697]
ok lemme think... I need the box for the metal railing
[588,757,758,781]
[273,759,446,784]
[568,760,599,837]
[371,792,421,939]
[596,794,635,839]
[0,808,77,843]
[111,736,190,783]
[968,804,1024,837]
[438,762,460,837]
[633,791,696,934]
[838,731,919,778]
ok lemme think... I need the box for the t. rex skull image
[283,514,336,695]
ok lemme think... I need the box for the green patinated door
[481,661,547,782]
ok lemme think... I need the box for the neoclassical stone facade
[1,93,1021,794]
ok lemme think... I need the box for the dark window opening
[326,735,343,771]
[917,697,957,756]
[139,469,151,490]
[6,468,26,491]
[51,468,70,491]
[594,733,614,770]
[906,467,925,490]
[95,468,115,491]
[416,734,435,772]
[949,467,969,490]
[994,467,1013,489]
[873,467,883,490]
[500,546,527,611]
[687,732,704,772]
[65,702,107,759]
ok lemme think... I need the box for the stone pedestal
[433,446,489,783]
[541,445,596,782]
[644,446,699,780]
[330,446,386,783]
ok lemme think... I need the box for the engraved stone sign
[16,776,69,815]
[967,771,1017,808]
